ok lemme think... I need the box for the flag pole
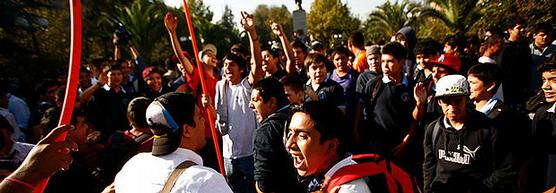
[34,0,81,192]
[181,0,226,176]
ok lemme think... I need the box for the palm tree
[100,0,168,63]
[419,0,483,34]
[365,0,422,41]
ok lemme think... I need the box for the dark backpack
[325,154,421,193]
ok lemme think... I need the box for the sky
[163,0,388,26]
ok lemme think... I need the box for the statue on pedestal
[295,0,302,10]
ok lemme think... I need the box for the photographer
[113,23,145,96]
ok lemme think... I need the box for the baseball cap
[198,43,217,60]
[435,74,469,98]
[146,92,196,156]
[428,54,461,72]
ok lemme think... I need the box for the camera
[113,23,132,46]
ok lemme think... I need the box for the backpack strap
[133,133,153,144]
[431,120,442,155]
[385,160,415,193]
[161,160,197,193]
[369,75,384,108]
[326,154,397,193]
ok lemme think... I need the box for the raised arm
[113,34,121,61]
[79,71,107,103]
[270,22,295,74]
[241,11,263,86]
[164,12,194,75]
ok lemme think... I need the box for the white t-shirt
[220,77,258,159]
[115,148,232,193]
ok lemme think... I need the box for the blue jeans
[224,156,256,193]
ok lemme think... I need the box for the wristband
[4,177,36,190]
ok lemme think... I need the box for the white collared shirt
[547,103,556,113]
[115,148,232,193]
[102,84,127,94]
[477,96,500,115]
[382,75,409,86]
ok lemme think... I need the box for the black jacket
[253,106,304,193]
[423,108,515,193]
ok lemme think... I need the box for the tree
[219,5,234,29]
[307,0,361,46]
[419,0,483,34]
[365,0,422,43]
[253,5,292,48]
[100,0,169,64]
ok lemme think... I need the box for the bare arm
[128,43,139,60]
[164,12,194,75]
[113,34,121,61]
[271,22,295,74]
[79,72,107,103]
[241,11,263,85]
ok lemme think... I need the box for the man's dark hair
[444,33,466,52]
[231,43,250,61]
[36,79,60,96]
[290,101,346,155]
[348,31,365,49]
[331,47,351,59]
[116,59,128,66]
[279,75,304,93]
[104,64,123,74]
[533,23,553,35]
[483,34,503,48]
[382,42,407,60]
[92,57,110,69]
[467,63,502,91]
[70,109,87,125]
[414,38,439,56]
[539,55,556,74]
[304,53,328,70]
[154,92,196,128]
[291,40,308,54]
[127,97,152,128]
[261,46,279,59]
[0,114,13,133]
[223,53,247,70]
[253,78,288,108]
[80,68,91,74]
[506,18,526,30]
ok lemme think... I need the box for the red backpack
[325,154,421,193]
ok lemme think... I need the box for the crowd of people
[1,8,556,193]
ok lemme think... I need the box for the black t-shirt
[270,69,288,81]
[360,77,415,152]
[305,79,346,109]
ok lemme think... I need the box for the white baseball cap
[435,74,469,97]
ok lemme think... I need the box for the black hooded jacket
[423,108,515,193]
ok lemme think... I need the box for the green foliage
[219,5,235,29]
[307,0,361,46]
[101,0,169,64]
[253,4,293,48]
[365,0,421,43]
[419,0,483,35]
